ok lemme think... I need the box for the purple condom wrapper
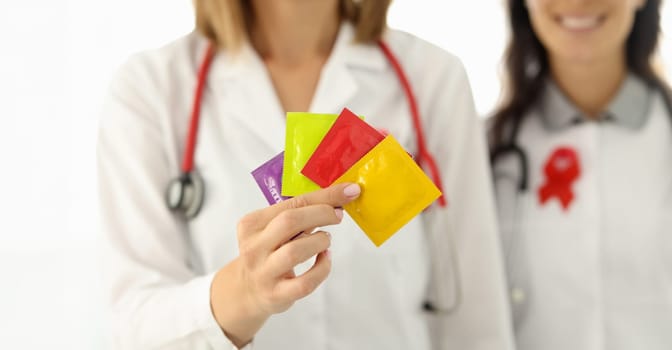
[251,152,291,205]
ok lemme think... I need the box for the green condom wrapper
[282,112,338,196]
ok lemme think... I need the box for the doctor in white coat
[98,0,512,349]
[490,0,672,349]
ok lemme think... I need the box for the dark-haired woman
[490,0,672,349]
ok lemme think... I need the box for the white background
[1,1,671,349]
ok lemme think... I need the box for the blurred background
[1,0,671,348]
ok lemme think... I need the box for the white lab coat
[493,88,672,349]
[98,23,513,350]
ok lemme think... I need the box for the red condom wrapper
[301,108,385,187]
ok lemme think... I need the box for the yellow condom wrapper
[334,135,441,246]
[282,113,338,196]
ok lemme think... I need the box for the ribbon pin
[537,146,581,211]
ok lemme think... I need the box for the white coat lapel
[309,22,385,113]
[309,30,358,114]
[210,43,286,155]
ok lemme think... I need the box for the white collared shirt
[492,75,672,350]
[98,23,513,349]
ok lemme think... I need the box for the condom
[282,112,339,196]
[251,152,291,205]
[333,135,441,246]
[301,108,384,188]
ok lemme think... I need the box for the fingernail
[334,208,343,221]
[325,249,331,260]
[325,231,332,241]
[343,183,361,198]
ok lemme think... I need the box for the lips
[557,15,605,31]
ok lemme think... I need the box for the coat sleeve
[419,54,515,350]
[97,55,251,350]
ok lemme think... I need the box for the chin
[550,44,605,65]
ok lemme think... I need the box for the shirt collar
[539,73,652,131]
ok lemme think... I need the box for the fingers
[264,230,332,277]
[261,205,343,250]
[280,182,360,212]
[232,184,356,322]
[288,227,316,242]
[273,249,332,301]
[240,183,360,235]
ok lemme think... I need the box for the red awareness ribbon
[537,147,581,211]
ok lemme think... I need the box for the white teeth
[560,16,600,30]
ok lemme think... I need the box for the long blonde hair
[194,0,392,50]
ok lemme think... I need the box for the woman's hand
[210,183,361,347]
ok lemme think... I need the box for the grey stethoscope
[489,114,530,319]
[164,41,462,314]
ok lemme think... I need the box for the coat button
[511,287,526,304]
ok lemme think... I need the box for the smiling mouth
[556,15,606,31]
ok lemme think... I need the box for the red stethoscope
[166,40,446,219]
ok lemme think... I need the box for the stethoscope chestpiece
[165,171,205,219]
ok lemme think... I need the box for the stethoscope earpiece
[165,171,205,219]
